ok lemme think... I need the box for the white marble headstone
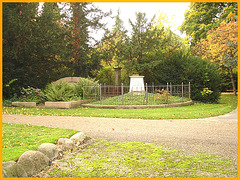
[129,75,145,92]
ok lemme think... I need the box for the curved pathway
[2,108,238,164]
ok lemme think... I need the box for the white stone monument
[129,74,145,93]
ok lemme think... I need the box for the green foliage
[153,51,221,103]
[44,78,98,102]
[95,66,115,85]
[2,3,72,99]
[2,94,20,106]
[185,56,221,103]
[201,88,213,97]
[69,2,110,77]
[2,2,108,99]
[74,77,99,97]
[45,81,78,102]
[19,86,46,104]
[180,2,238,46]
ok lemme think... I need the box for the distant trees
[181,2,238,94]
[180,2,237,46]
[3,2,235,102]
[3,3,40,98]
[69,2,109,77]
[193,21,238,95]
[3,2,109,98]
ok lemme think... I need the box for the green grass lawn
[48,140,237,178]
[3,94,237,119]
[91,92,189,105]
[2,123,79,162]
[2,94,238,178]
[2,124,237,177]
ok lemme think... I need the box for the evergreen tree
[3,3,39,98]
[35,3,70,85]
[69,2,109,77]
[95,9,127,84]
[124,12,163,83]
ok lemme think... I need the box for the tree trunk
[229,68,237,96]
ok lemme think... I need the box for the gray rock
[2,161,27,177]
[17,150,50,177]
[58,138,75,151]
[70,132,86,145]
[37,143,63,160]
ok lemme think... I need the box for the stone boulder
[37,143,63,160]
[17,150,50,177]
[2,161,27,178]
[70,132,86,145]
[58,138,75,151]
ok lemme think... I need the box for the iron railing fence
[83,82,191,105]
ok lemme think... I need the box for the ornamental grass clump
[44,78,99,102]
[44,81,78,102]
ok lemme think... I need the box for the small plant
[19,86,46,104]
[2,93,20,106]
[154,89,169,103]
[201,88,213,97]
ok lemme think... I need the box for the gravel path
[2,108,238,164]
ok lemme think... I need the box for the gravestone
[129,74,145,92]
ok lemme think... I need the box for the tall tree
[69,2,109,77]
[193,21,238,95]
[98,9,127,67]
[180,2,237,46]
[124,12,160,82]
[95,9,128,85]
[3,3,39,98]
[32,3,70,86]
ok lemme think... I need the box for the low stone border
[12,102,36,108]
[12,100,93,109]
[2,132,87,178]
[45,101,81,109]
[81,100,194,109]
[45,100,93,109]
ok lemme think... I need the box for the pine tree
[69,2,109,77]
[3,3,39,98]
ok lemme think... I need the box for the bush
[19,86,46,104]
[185,55,221,103]
[44,81,79,102]
[44,78,98,102]
[154,51,221,103]
[74,77,99,97]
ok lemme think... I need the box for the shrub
[74,77,99,97]
[19,86,46,104]
[154,51,221,103]
[44,78,98,102]
[44,81,79,102]
[185,55,221,103]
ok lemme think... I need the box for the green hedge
[154,51,221,103]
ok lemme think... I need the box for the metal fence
[83,82,191,105]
